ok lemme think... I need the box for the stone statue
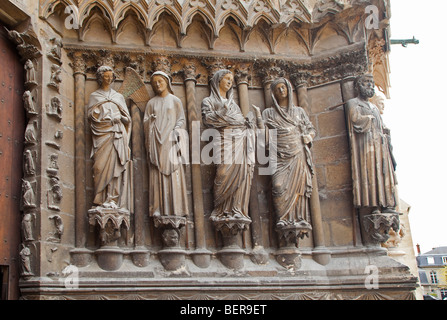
[23,91,37,115]
[24,59,37,86]
[20,244,33,276]
[88,66,132,211]
[22,212,35,241]
[201,69,255,223]
[48,64,62,91]
[144,71,190,269]
[254,77,315,244]
[22,179,36,209]
[144,71,189,222]
[24,149,35,176]
[201,69,256,269]
[345,74,398,213]
[345,74,399,245]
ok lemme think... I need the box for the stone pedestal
[153,215,187,271]
[212,216,251,270]
[275,220,312,270]
[131,247,151,268]
[87,207,131,271]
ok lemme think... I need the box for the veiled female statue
[88,66,132,211]
[201,69,255,222]
[144,71,189,220]
[255,77,315,231]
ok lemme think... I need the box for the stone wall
[1,0,418,300]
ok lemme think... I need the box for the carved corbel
[362,212,400,246]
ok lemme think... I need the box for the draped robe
[346,98,397,209]
[144,93,189,218]
[262,82,315,226]
[88,89,132,211]
[201,71,255,221]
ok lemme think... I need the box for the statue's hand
[252,104,262,117]
[303,134,313,145]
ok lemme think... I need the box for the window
[442,256,447,265]
[427,257,435,264]
[430,271,439,284]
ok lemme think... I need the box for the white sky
[384,0,447,253]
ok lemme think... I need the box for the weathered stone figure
[256,77,315,235]
[144,70,189,221]
[201,69,255,222]
[88,66,132,211]
[24,59,37,86]
[345,74,398,213]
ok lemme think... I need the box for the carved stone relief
[46,96,62,121]
[48,64,62,92]
[47,215,64,243]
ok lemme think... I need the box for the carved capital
[362,212,400,245]
[69,52,87,76]
[258,64,285,85]
[203,59,232,81]
[88,207,130,246]
[151,56,172,75]
[181,64,200,83]
[290,71,312,88]
[212,216,251,241]
[234,64,251,85]
[276,220,312,247]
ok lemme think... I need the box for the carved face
[151,75,169,95]
[273,82,288,101]
[357,76,375,99]
[219,73,234,95]
[162,228,179,247]
[101,71,114,88]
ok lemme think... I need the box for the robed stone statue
[345,74,398,214]
[88,66,132,212]
[144,70,189,221]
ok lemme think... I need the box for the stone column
[292,72,331,266]
[130,102,150,267]
[235,65,268,264]
[182,64,211,268]
[69,52,92,267]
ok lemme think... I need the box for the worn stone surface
[0,0,419,300]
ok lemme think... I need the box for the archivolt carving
[40,0,385,52]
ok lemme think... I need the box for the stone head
[355,74,375,100]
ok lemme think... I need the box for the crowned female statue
[88,66,132,212]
